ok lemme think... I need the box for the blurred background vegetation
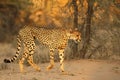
[0,0,120,62]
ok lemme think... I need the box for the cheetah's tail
[4,35,21,63]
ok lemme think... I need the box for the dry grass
[0,43,15,70]
[0,63,9,70]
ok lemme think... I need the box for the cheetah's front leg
[58,49,65,72]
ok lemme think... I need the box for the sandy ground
[0,59,120,80]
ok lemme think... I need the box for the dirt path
[0,60,120,80]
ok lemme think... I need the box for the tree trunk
[69,0,79,58]
[80,0,94,58]
[72,0,78,28]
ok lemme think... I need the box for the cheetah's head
[67,28,81,43]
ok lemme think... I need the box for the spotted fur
[4,25,81,72]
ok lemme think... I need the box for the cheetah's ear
[70,28,78,33]
[74,28,78,31]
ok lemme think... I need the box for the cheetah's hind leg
[27,54,41,71]
[26,41,41,72]
[19,53,27,73]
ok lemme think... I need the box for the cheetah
[4,25,81,73]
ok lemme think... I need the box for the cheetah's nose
[74,39,80,43]
[77,38,81,43]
